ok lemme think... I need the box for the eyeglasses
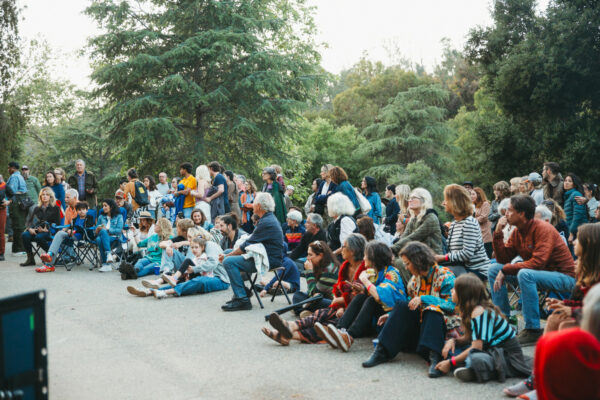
[408,196,422,201]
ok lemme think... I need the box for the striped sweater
[471,309,515,347]
[447,216,489,275]
[306,262,338,298]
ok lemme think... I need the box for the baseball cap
[525,172,542,184]
[115,190,125,199]
[21,165,29,170]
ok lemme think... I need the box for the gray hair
[306,213,323,229]
[535,205,552,222]
[408,187,433,220]
[236,174,246,182]
[254,192,275,212]
[75,159,85,166]
[582,284,600,340]
[66,188,79,200]
[287,210,303,222]
[499,198,511,214]
[344,233,366,261]
[327,192,356,218]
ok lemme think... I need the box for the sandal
[35,265,55,273]
[261,327,289,346]
[268,313,293,339]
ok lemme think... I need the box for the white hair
[307,213,323,228]
[327,192,356,218]
[408,187,433,220]
[195,165,211,182]
[66,189,79,200]
[499,198,511,214]
[287,210,302,222]
[535,205,552,222]
[254,192,275,212]
[75,159,85,166]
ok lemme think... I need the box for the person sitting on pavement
[20,187,61,267]
[489,194,576,346]
[126,211,155,252]
[361,241,458,378]
[191,208,212,231]
[127,236,229,299]
[257,242,300,297]
[219,213,245,251]
[288,213,326,266]
[318,241,406,352]
[219,192,283,311]
[39,201,94,272]
[326,192,358,256]
[434,184,489,280]
[95,199,125,272]
[292,240,340,316]
[127,217,173,277]
[282,209,305,252]
[433,274,531,383]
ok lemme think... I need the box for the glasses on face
[408,196,422,201]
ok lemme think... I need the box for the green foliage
[85,0,325,176]
[359,84,458,198]
[0,103,24,169]
[0,0,19,102]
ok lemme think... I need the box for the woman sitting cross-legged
[317,241,406,352]
[129,218,173,278]
[291,240,340,316]
[127,236,229,299]
[433,273,531,382]
[94,199,124,272]
[361,241,459,378]
[260,233,367,345]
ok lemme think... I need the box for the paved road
[0,252,531,399]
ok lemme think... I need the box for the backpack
[133,181,149,206]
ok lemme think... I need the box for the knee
[488,263,503,279]
[517,268,535,283]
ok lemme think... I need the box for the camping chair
[73,209,100,270]
[244,265,291,309]
[108,207,131,266]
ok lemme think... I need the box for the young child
[127,236,229,299]
[434,274,532,382]
[38,202,94,272]
[131,218,173,278]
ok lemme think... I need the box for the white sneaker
[153,290,168,299]
[142,279,160,289]
[98,263,113,272]
[127,286,152,297]
[14,251,27,256]
[106,253,115,263]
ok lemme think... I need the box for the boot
[428,351,443,378]
[20,253,36,267]
[362,344,392,368]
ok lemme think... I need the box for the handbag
[354,188,372,214]
[16,194,34,211]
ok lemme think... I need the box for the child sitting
[38,202,94,272]
[434,274,532,382]
[130,218,173,278]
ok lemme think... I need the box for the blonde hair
[195,165,211,182]
[395,184,411,213]
[408,188,433,220]
[38,187,56,207]
[155,218,173,241]
[444,184,474,218]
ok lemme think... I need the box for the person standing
[156,172,170,196]
[21,165,41,203]
[175,162,197,219]
[542,162,564,206]
[123,168,145,211]
[206,161,228,221]
[0,175,7,261]
[67,159,99,208]
[6,162,29,254]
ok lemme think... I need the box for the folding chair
[73,209,101,270]
[245,265,291,309]
[48,223,81,271]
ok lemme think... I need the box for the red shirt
[331,260,366,309]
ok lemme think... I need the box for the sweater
[138,233,168,264]
[282,223,306,251]
[239,211,283,267]
[365,192,382,224]
[306,262,338,298]
[392,209,443,255]
[493,219,575,277]
[563,189,588,234]
[446,216,490,275]
[474,201,492,243]
[191,241,229,284]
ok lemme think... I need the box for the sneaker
[517,390,538,400]
[517,329,543,346]
[153,290,168,299]
[328,324,353,352]
[142,279,160,289]
[454,367,476,382]
[161,273,177,287]
[40,253,53,263]
[314,322,337,348]
[106,253,114,263]
[98,263,113,272]
[126,286,152,297]
[299,310,313,319]
[504,379,534,397]
[35,265,55,273]
[13,251,26,256]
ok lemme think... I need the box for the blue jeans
[164,276,229,296]
[135,258,159,277]
[223,255,256,299]
[95,229,118,263]
[488,262,575,329]
[22,231,52,254]
[182,207,193,219]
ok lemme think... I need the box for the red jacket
[331,260,366,309]
[493,219,575,276]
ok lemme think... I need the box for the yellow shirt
[180,175,197,209]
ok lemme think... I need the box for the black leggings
[178,258,195,275]
[336,293,384,339]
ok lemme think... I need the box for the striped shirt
[447,216,490,275]
[306,262,338,298]
[471,309,515,347]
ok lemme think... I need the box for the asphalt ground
[0,252,533,399]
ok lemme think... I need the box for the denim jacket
[96,214,124,236]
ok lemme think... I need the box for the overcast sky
[18,0,549,89]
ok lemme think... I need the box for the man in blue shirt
[219,192,283,311]
[6,161,29,254]
[206,161,229,220]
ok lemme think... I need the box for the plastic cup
[154,266,160,275]
[372,338,379,348]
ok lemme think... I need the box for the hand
[166,247,174,257]
[568,233,574,244]
[575,196,588,205]
[186,266,194,274]
[493,270,505,292]
[335,307,345,318]
[435,360,451,374]
[28,228,36,235]
[496,216,508,232]
[377,314,389,326]
[545,298,563,309]
[218,254,225,263]
[550,304,572,317]
[304,259,313,271]
[351,281,365,294]
[442,339,455,359]
[434,254,446,263]
[86,188,94,194]
[408,296,422,310]
[259,290,267,298]
[358,271,370,284]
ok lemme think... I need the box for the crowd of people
[1,159,599,399]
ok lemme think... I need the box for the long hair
[408,187,433,220]
[38,187,56,207]
[575,223,600,289]
[364,241,393,272]
[444,184,474,218]
[155,218,173,241]
[395,184,411,214]
[473,187,488,208]
[566,172,585,195]
[196,165,211,182]
[541,199,566,226]
[144,175,157,191]
[493,181,510,200]
[454,274,507,337]
[329,166,349,185]
[43,171,57,187]
[357,216,375,241]
[246,179,257,194]
[363,176,377,195]
[102,199,120,218]
[308,240,339,280]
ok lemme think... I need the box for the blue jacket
[240,211,283,267]
[47,183,65,209]
[6,171,27,199]
[366,192,382,224]
[563,189,588,234]
[96,213,124,236]
[314,181,337,205]
[334,180,360,210]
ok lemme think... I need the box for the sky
[17,0,549,90]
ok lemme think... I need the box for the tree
[85,0,324,176]
[358,84,458,196]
